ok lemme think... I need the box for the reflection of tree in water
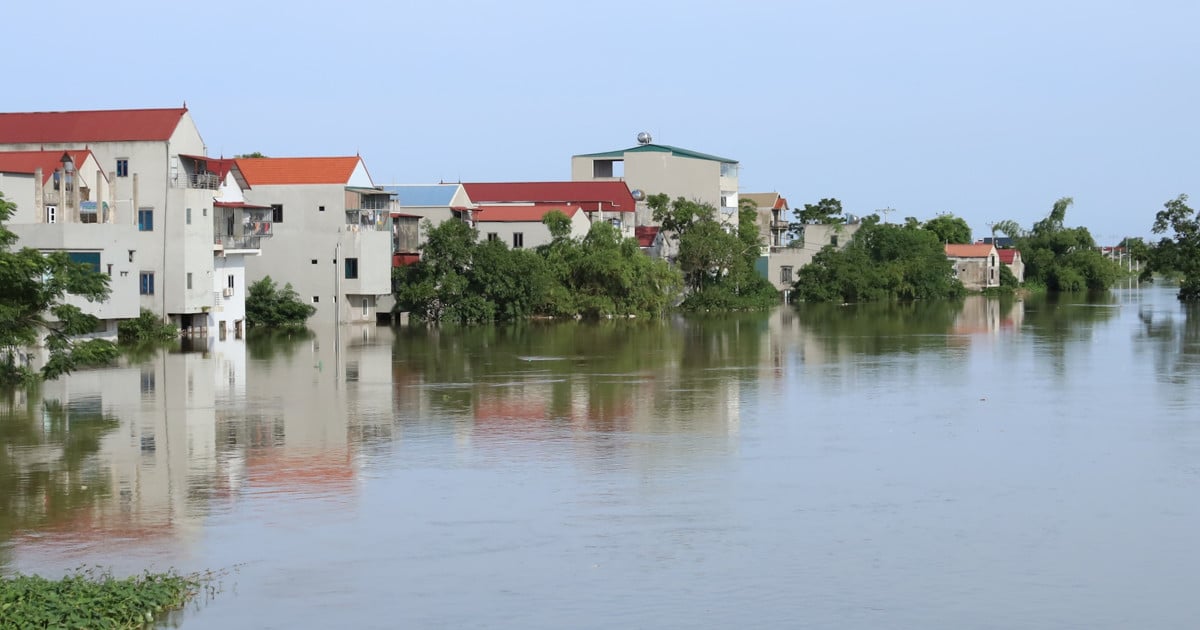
[1137,303,1200,386]
[793,300,966,356]
[1022,292,1120,371]
[0,396,120,568]
[246,329,314,362]
[390,316,770,428]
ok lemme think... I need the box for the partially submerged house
[945,243,1000,290]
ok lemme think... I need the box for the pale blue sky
[9,0,1197,241]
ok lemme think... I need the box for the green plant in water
[0,567,204,629]
[117,309,178,344]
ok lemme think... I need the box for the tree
[795,198,845,225]
[922,214,973,244]
[245,276,316,332]
[542,209,573,242]
[1,192,116,385]
[234,152,268,159]
[1150,194,1200,300]
[792,215,965,303]
[997,197,1121,292]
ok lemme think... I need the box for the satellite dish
[636,132,653,145]
[630,189,646,201]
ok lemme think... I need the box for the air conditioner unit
[222,287,234,298]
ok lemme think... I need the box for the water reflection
[1136,300,1200,397]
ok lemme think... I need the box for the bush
[0,569,200,629]
[246,276,316,331]
[117,309,178,344]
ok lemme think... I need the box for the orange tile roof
[474,205,581,222]
[0,149,93,183]
[0,107,187,143]
[997,249,1021,264]
[234,156,361,186]
[945,243,995,258]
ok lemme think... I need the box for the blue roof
[383,184,459,207]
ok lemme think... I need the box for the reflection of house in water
[953,296,1024,337]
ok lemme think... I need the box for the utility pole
[986,221,997,245]
[878,207,895,224]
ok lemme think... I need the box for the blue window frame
[139,272,154,295]
[138,208,154,231]
[67,251,101,274]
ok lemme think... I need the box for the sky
[7,0,1198,242]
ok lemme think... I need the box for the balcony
[771,220,790,231]
[345,209,388,231]
[214,235,262,251]
[170,172,222,190]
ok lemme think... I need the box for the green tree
[234,151,268,158]
[795,197,845,225]
[1150,193,1200,300]
[393,219,492,323]
[922,214,973,244]
[1,192,115,386]
[245,276,316,332]
[542,209,573,242]
[792,215,965,303]
[998,197,1120,292]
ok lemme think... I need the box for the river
[2,286,1198,629]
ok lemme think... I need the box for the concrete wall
[209,254,248,338]
[572,152,733,225]
[243,183,392,323]
[477,210,590,250]
[950,255,1000,290]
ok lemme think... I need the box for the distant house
[635,225,663,258]
[380,183,475,266]
[945,243,999,290]
[473,205,591,249]
[997,248,1024,283]
[462,181,636,238]
[740,192,790,250]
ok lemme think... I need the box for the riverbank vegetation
[1,192,118,386]
[0,568,201,629]
[792,216,966,302]
[1145,193,1200,301]
[393,214,683,323]
[246,276,317,332]
[992,197,1121,292]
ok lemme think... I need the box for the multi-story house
[740,192,791,250]
[571,133,739,227]
[0,107,221,337]
[381,183,475,266]
[237,156,393,324]
[461,181,637,239]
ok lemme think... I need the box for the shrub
[117,309,178,344]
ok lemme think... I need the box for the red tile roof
[997,249,1021,264]
[0,149,94,184]
[463,181,636,213]
[635,225,660,247]
[474,205,581,222]
[945,243,995,258]
[0,107,187,143]
[235,156,361,186]
[180,153,235,180]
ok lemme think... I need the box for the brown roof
[945,243,995,258]
[0,107,187,143]
[235,156,361,186]
[741,192,788,210]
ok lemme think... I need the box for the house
[462,181,636,237]
[380,183,475,266]
[764,222,864,295]
[635,225,663,259]
[0,107,222,337]
[473,205,591,249]
[997,248,1024,283]
[237,156,393,324]
[740,192,790,250]
[571,133,739,227]
[945,243,1000,290]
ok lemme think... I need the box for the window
[319,205,326,212]
[186,207,192,225]
[513,232,524,249]
[203,207,207,217]
[68,251,101,273]
[139,272,155,295]
[830,235,838,247]
[186,272,192,290]
[116,159,129,177]
[271,204,283,223]
[138,208,154,231]
[311,259,318,265]
[780,265,793,284]
[345,257,359,279]
[312,296,319,303]
[45,205,57,224]
[227,274,235,289]
[362,298,369,317]
[487,232,499,242]
[720,195,728,208]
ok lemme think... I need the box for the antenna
[877,206,895,224]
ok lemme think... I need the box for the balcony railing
[771,220,790,231]
[214,235,262,250]
[345,209,389,231]
[170,172,222,189]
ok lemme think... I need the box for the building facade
[945,243,1000,290]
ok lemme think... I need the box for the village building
[945,243,1000,290]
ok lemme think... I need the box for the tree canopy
[997,197,1121,291]
[794,198,845,225]
[1149,193,1200,300]
[1,192,116,385]
[792,215,965,303]
[921,214,973,244]
[245,276,316,332]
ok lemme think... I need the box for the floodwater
[2,286,1198,629]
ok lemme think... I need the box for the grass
[0,567,208,629]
